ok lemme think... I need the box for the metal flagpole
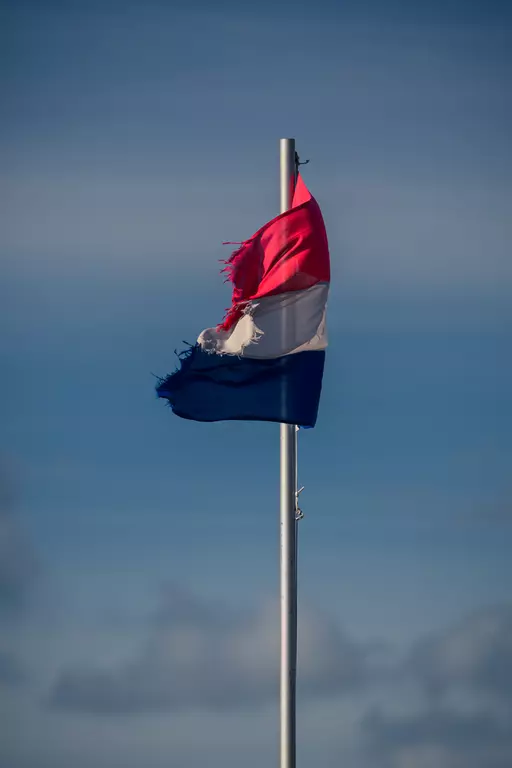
[279,137,298,768]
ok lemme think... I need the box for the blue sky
[1,1,511,766]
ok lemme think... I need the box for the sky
[1,0,511,766]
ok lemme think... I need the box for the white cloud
[4,592,512,768]
[48,583,371,714]
[358,605,512,768]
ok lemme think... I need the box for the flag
[156,175,330,427]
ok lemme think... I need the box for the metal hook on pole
[295,486,305,521]
[295,151,310,174]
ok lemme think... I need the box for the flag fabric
[156,175,330,427]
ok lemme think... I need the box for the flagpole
[279,137,298,768]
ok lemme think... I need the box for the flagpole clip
[295,485,305,521]
[295,151,310,174]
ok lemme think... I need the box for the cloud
[1,173,270,276]
[361,707,512,768]
[48,583,372,714]
[358,605,512,768]
[0,463,39,617]
[17,595,512,766]
[0,650,25,686]
[407,604,512,706]
[326,179,512,296]
[3,172,511,301]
